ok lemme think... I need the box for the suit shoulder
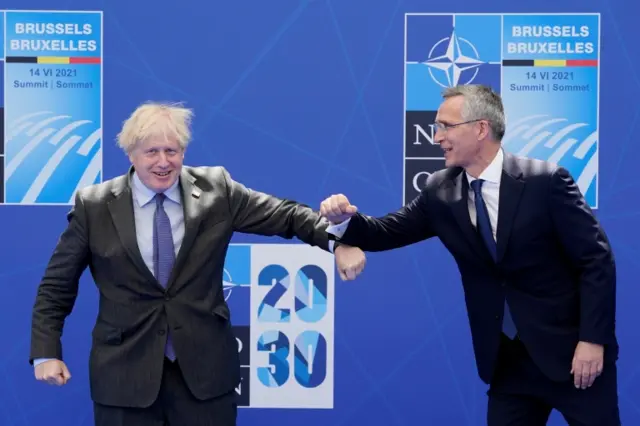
[182,165,230,184]
[75,174,127,204]
[512,154,559,177]
[506,153,570,189]
[181,165,237,197]
[424,166,462,190]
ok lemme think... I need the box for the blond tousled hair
[116,101,194,153]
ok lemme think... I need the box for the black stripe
[502,59,534,66]
[6,56,37,63]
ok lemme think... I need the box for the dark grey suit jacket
[30,165,332,408]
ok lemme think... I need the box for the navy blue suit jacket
[335,152,617,384]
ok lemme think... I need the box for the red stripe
[566,59,598,67]
[69,57,101,64]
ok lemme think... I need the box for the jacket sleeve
[548,166,616,345]
[30,191,90,363]
[223,169,331,251]
[331,188,436,252]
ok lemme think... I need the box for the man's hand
[334,244,366,280]
[35,360,71,386]
[320,194,357,224]
[571,341,604,389]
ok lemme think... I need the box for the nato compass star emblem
[423,29,484,88]
[223,268,235,301]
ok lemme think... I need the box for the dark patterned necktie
[153,193,177,360]
[470,179,517,339]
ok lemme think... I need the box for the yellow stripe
[534,60,566,67]
[37,56,70,64]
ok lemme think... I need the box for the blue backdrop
[0,0,639,425]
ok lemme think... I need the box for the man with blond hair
[29,101,366,426]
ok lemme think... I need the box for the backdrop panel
[0,1,638,425]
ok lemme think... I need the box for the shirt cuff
[326,218,351,239]
[33,358,55,367]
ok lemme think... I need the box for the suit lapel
[169,170,204,287]
[449,171,494,264]
[107,170,158,285]
[495,152,525,262]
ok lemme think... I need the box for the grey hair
[441,85,506,141]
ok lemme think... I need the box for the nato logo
[223,245,251,327]
[404,14,502,113]
[222,244,252,406]
[403,14,501,204]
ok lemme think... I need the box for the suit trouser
[93,358,237,426]
[487,334,620,426]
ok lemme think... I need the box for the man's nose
[434,127,445,144]
[157,152,169,166]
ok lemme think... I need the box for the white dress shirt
[466,148,503,241]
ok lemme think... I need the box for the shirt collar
[466,148,504,186]
[131,171,181,207]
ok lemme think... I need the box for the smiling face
[117,102,194,192]
[434,95,483,169]
[434,94,500,177]
[128,135,184,192]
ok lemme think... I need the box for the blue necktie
[470,179,517,339]
[153,193,176,360]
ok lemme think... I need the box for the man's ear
[477,120,491,141]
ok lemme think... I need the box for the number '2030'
[256,264,328,389]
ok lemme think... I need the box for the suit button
[164,294,171,301]
[158,330,166,336]
[495,315,499,320]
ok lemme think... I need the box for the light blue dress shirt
[33,172,185,367]
[130,172,185,271]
